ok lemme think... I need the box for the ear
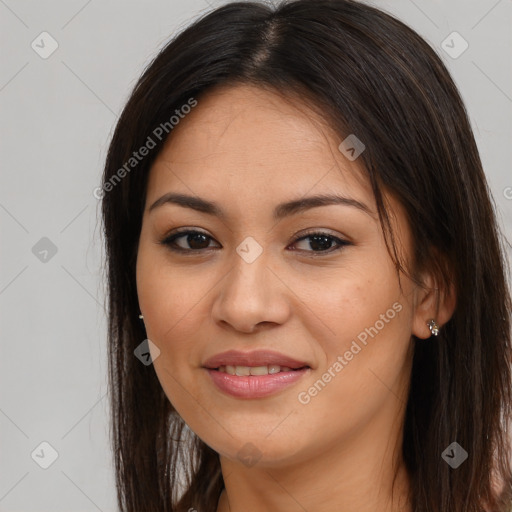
[411,267,457,339]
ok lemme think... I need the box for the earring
[427,319,440,336]
[139,314,144,320]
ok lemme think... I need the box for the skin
[135,84,455,512]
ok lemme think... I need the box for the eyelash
[159,228,351,256]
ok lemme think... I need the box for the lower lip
[205,368,310,399]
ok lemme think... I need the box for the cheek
[136,241,211,333]
[301,262,413,411]
[135,245,207,394]
[306,258,407,350]
[136,253,210,419]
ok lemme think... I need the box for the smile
[205,366,311,399]
[216,364,307,375]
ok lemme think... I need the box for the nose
[211,247,291,334]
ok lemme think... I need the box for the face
[136,84,425,467]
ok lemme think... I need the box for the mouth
[202,350,312,398]
[202,349,311,372]
[211,364,310,375]
[204,365,311,399]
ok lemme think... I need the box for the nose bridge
[212,236,289,332]
[227,237,271,301]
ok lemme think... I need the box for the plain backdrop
[1,0,511,510]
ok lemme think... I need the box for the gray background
[1,0,511,510]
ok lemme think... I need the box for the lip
[205,367,311,399]
[202,350,311,399]
[202,350,310,370]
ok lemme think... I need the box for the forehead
[146,84,373,211]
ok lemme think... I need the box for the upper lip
[203,350,310,370]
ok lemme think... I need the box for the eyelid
[159,227,219,251]
[159,227,352,255]
[292,227,351,242]
[289,230,352,256]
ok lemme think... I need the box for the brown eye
[160,229,351,257]
[289,232,351,255]
[160,230,219,252]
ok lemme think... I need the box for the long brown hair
[100,1,512,510]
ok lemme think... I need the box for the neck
[216,408,411,512]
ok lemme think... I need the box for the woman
[100,1,512,511]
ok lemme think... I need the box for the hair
[99,1,512,511]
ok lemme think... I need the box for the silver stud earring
[139,314,144,320]
[427,319,439,336]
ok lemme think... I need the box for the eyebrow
[148,192,373,219]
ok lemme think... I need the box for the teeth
[249,365,270,376]
[235,366,251,376]
[225,365,236,375]
[217,365,296,375]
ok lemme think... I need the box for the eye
[159,229,351,256]
[160,229,219,252]
[288,231,351,255]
